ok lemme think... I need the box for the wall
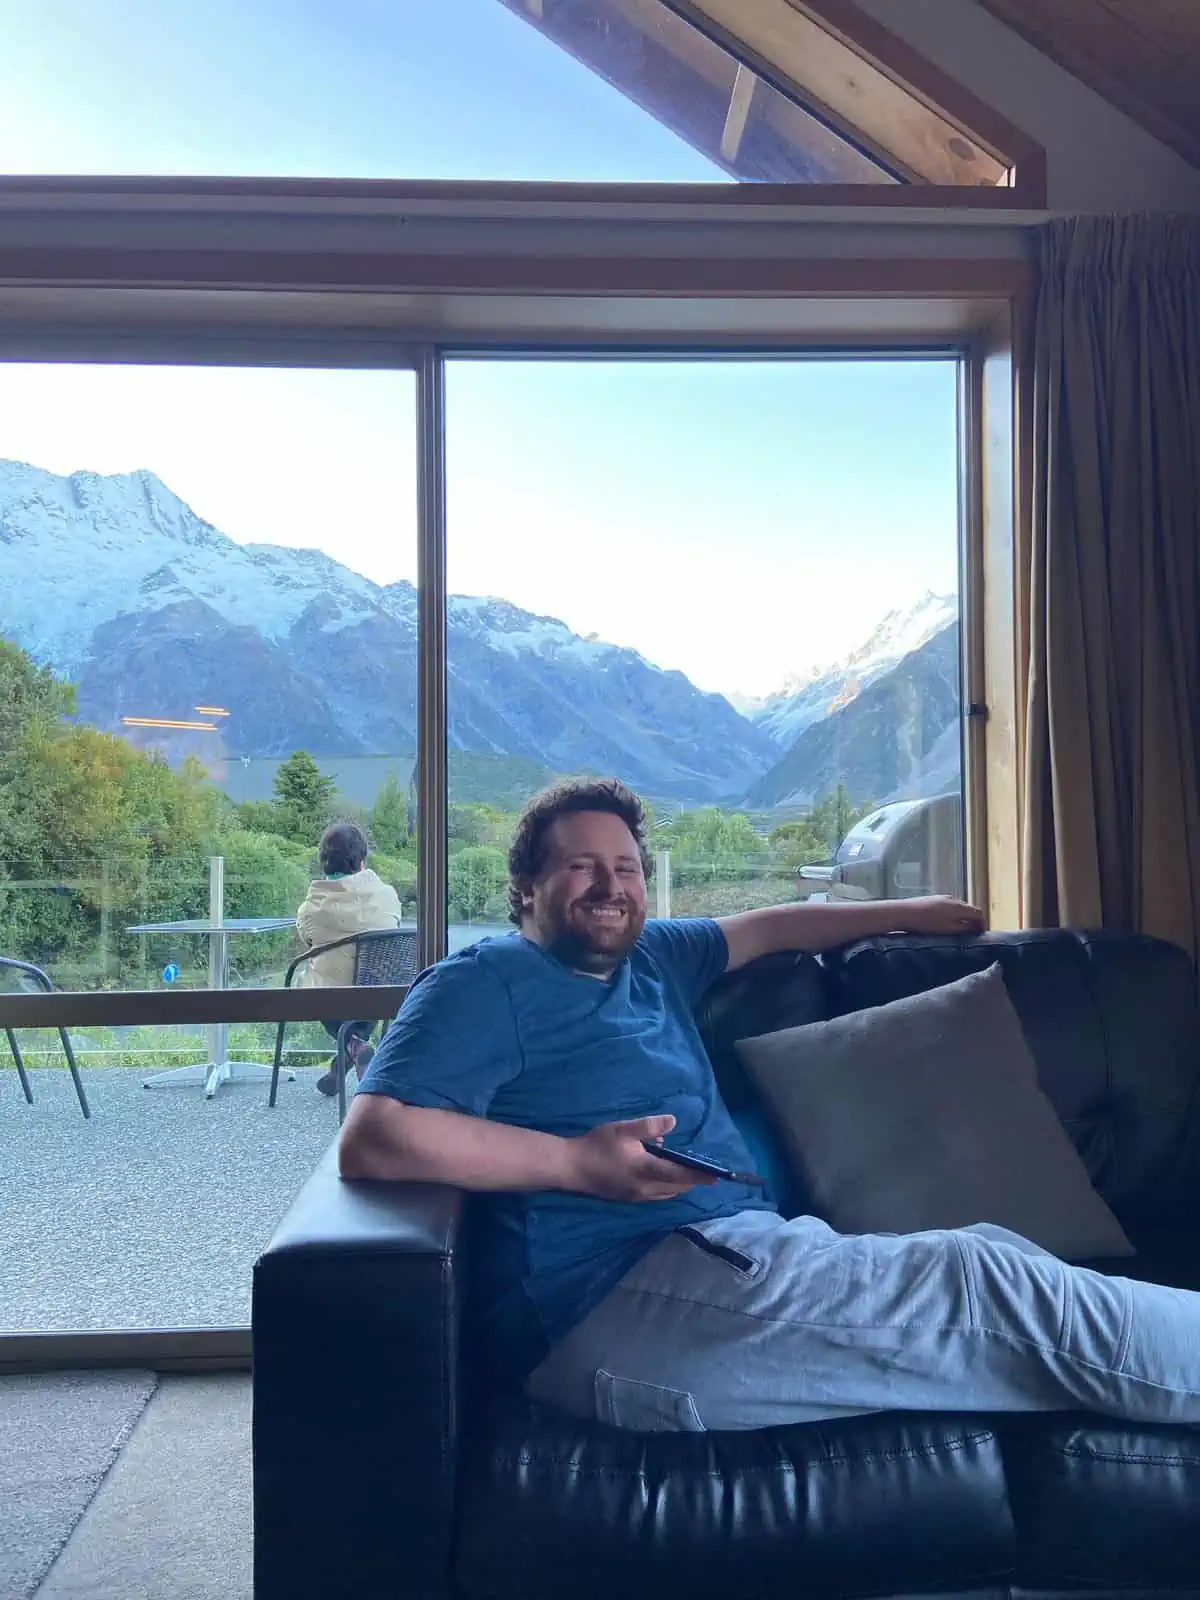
[854,0,1200,212]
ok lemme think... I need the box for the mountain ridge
[0,459,772,802]
[0,458,961,810]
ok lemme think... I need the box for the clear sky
[0,1,960,699]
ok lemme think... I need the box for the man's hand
[897,895,986,935]
[565,1114,719,1203]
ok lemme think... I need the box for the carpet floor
[36,1374,252,1600]
[0,1370,158,1599]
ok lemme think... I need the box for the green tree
[768,817,828,870]
[667,808,766,884]
[809,785,875,854]
[448,803,500,850]
[0,642,235,981]
[370,849,418,909]
[448,845,508,922]
[0,641,75,873]
[370,773,412,854]
[219,830,311,975]
[0,640,73,757]
[232,798,287,838]
[269,750,338,844]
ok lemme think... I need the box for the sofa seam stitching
[500,1430,997,1478]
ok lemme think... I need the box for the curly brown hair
[507,777,652,924]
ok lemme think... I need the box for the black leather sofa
[254,929,1200,1599]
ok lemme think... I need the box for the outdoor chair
[0,955,91,1119]
[268,928,419,1121]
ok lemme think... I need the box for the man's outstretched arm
[718,894,985,974]
[339,1098,717,1203]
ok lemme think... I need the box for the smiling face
[520,808,648,976]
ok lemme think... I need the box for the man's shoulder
[416,932,532,991]
[635,916,722,959]
[395,936,529,1036]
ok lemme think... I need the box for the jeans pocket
[678,1223,762,1279]
[595,1369,705,1432]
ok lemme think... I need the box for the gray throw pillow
[735,963,1133,1261]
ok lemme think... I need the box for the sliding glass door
[443,355,965,945]
[0,358,418,1335]
[0,344,967,1347]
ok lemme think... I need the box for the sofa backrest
[697,928,1200,1224]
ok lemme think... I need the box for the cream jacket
[295,868,403,986]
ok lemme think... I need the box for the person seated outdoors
[338,777,1200,1430]
[296,820,402,1098]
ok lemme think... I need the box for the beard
[538,893,646,975]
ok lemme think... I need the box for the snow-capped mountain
[752,592,958,747]
[745,621,961,810]
[0,460,774,802]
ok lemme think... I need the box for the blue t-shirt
[357,918,776,1382]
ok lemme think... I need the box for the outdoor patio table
[127,916,296,1098]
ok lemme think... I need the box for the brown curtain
[1023,215,1200,956]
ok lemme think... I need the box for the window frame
[0,194,1026,1365]
[0,0,1047,206]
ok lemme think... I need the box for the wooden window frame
[0,0,1045,211]
[0,197,1030,1364]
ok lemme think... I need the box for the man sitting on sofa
[338,777,1200,1431]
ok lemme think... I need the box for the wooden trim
[681,0,1007,186]
[0,1329,250,1373]
[1008,145,1047,213]
[974,0,1200,173]
[0,985,407,1029]
[0,174,1041,211]
[978,300,1024,931]
[0,246,1035,300]
[505,0,892,183]
[794,0,1044,173]
[959,353,989,915]
[1010,267,1037,856]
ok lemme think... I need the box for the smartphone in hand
[643,1142,765,1187]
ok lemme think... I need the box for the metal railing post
[655,849,672,919]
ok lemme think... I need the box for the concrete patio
[0,1061,340,1332]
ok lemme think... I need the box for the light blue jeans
[525,1211,1200,1431]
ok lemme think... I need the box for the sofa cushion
[1081,1225,1200,1293]
[696,949,833,1113]
[454,1398,1015,1600]
[735,965,1133,1260]
[729,1102,803,1217]
[822,930,1200,1223]
[1001,1416,1200,1591]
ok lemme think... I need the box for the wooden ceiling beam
[501,0,888,182]
[682,0,1010,184]
[720,64,758,161]
[974,0,1200,170]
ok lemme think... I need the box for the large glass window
[0,346,969,1337]
[445,356,964,941]
[2,0,961,185]
[0,361,416,1332]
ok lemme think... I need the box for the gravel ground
[0,1063,341,1331]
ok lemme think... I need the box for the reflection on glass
[446,357,964,942]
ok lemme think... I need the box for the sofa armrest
[253,1141,465,1600]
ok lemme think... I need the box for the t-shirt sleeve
[356,949,522,1116]
[637,917,729,1005]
